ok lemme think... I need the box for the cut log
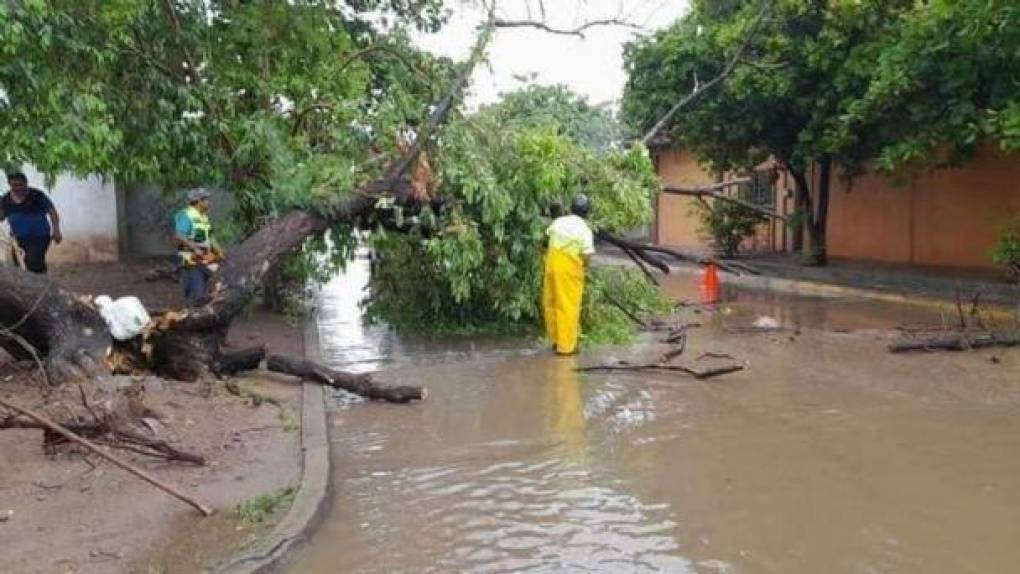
[266,355,424,403]
[888,331,1020,353]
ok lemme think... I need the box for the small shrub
[990,220,1020,284]
[236,486,298,524]
[694,200,766,258]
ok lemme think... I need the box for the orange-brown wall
[653,149,715,251]
[654,149,789,253]
[828,146,1020,269]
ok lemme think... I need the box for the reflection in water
[313,251,385,374]
[290,257,1020,574]
[546,356,587,463]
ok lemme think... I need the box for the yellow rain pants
[542,247,585,354]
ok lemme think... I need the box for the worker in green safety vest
[173,188,223,304]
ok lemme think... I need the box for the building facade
[652,145,1020,271]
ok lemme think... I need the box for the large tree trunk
[805,157,831,267]
[789,168,810,254]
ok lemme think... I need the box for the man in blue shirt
[1,171,62,274]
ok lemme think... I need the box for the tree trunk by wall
[790,168,810,253]
[806,157,832,266]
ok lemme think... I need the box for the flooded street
[289,258,1020,573]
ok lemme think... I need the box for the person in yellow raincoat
[543,195,595,355]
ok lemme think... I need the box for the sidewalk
[597,248,1020,310]
[736,254,1019,308]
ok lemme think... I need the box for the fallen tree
[0,14,490,386]
[0,3,743,389]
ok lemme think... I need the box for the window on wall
[737,169,776,209]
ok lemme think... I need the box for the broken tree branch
[663,182,786,221]
[493,17,640,39]
[619,243,662,284]
[598,231,756,276]
[597,231,670,274]
[577,362,743,380]
[640,3,769,146]
[600,291,649,329]
[0,398,213,516]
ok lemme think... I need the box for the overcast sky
[414,0,691,109]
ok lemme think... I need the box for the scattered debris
[0,397,213,516]
[753,316,781,330]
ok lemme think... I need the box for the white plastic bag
[95,295,151,341]
[752,315,780,330]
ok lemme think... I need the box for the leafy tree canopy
[0,0,452,232]
[834,0,1020,171]
[1,3,666,343]
[367,87,665,341]
[620,0,1019,264]
[475,83,623,151]
[621,0,1020,175]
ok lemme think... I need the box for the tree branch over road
[640,2,770,146]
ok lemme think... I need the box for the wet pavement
[288,257,1020,573]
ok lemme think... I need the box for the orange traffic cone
[701,262,720,304]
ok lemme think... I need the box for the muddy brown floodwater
[288,257,1020,574]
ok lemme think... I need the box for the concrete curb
[213,382,331,574]
[213,320,331,574]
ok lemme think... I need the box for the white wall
[10,166,120,263]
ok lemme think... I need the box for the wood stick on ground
[113,429,206,466]
[1,416,205,465]
[266,355,424,403]
[0,398,213,516]
[577,363,743,380]
[697,352,736,361]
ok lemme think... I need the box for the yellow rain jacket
[542,214,595,355]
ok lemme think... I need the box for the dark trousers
[181,265,209,305]
[16,237,51,274]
